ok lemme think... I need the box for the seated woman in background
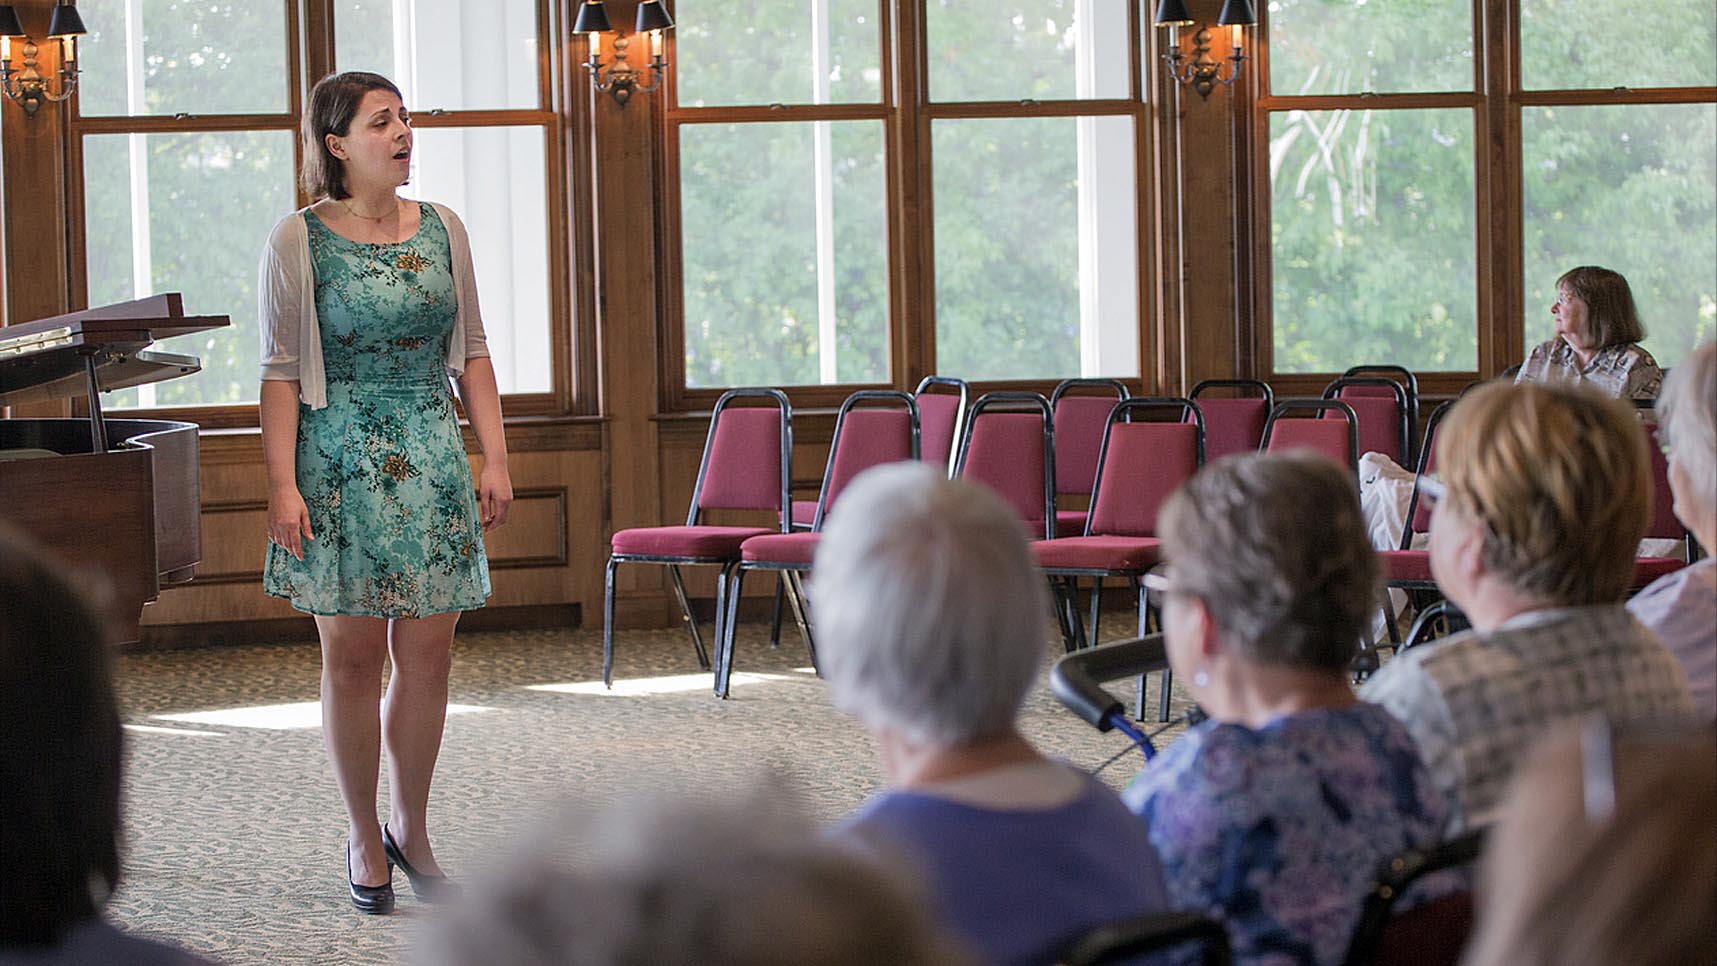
[1123,453,1451,966]
[415,784,966,966]
[1628,340,1717,717]
[1463,718,1715,966]
[815,463,1171,966]
[1361,382,1692,832]
[1516,265,1662,399]
[0,525,216,966]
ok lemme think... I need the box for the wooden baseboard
[133,603,583,651]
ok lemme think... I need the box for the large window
[664,1,1149,400]
[1259,0,1717,380]
[72,0,565,412]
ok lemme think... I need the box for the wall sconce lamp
[574,0,674,107]
[0,1,86,117]
[1154,0,1253,100]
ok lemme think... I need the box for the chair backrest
[812,390,920,530]
[1641,417,1687,544]
[1051,378,1130,499]
[1190,379,1275,461]
[1056,910,1233,966]
[1399,401,1455,547]
[953,391,1055,539]
[687,388,792,530]
[914,375,969,475]
[1086,398,1204,538]
[1324,376,1412,465]
[1261,399,1359,475]
[1343,364,1420,426]
[1341,828,1486,966]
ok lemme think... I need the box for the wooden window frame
[655,0,1163,413]
[1245,0,1717,399]
[60,0,597,429]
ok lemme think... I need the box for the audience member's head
[1431,381,1648,619]
[1155,452,1377,707]
[812,462,1048,748]
[1655,340,1717,549]
[414,785,966,966]
[1555,265,1645,351]
[1464,718,1716,966]
[0,525,123,947]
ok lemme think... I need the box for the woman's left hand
[478,461,513,531]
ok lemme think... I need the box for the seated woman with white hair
[1628,340,1717,717]
[1123,453,1452,966]
[815,463,1171,966]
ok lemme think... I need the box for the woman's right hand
[268,486,316,561]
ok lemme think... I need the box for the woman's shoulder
[264,207,314,248]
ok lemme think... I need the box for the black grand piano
[0,294,228,643]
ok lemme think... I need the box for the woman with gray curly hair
[1123,453,1451,966]
[1628,340,1717,716]
[815,462,1171,966]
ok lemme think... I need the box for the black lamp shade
[572,1,613,34]
[1218,0,1257,26]
[48,1,87,38]
[0,5,27,38]
[635,0,673,33]
[1153,1,1194,27]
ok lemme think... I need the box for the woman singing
[258,71,511,914]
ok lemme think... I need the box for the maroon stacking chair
[1033,398,1204,720]
[914,375,970,477]
[1340,828,1485,966]
[1377,402,1455,643]
[1261,398,1360,476]
[1323,375,1412,466]
[1632,415,1693,591]
[953,391,1057,540]
[717,391,919,698]
[1344,364,1421,462]
[1190,379,1274,461]
[603,389,791,689]
[1051,378,1130,540]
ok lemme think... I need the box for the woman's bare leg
[316,614,390,887]
[382,610,460,875]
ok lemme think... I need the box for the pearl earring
[1193,666,1210,688]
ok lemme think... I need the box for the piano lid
[0,293,229,406]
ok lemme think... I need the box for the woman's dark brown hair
[300,71,405,201]
[1557,265,1646,350]
[0,525,122,946]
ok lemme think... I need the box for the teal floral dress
[263,203,491,618]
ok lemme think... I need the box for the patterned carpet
[106,617,1191,965]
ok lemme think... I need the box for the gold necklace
[337,197,398,222]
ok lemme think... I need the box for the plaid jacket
[1362,605,1692,833]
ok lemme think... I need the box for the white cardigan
[257,201,489,410]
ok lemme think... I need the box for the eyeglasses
[1142,568,1191,613]
[1417,474,1447,506]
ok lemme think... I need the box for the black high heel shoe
[346,841,395,915]
[382,823,457,902]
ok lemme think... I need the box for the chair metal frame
[1056,910,1233,966]
[716,391,919,697]
[602,388,792,690]
[1378,401,1456,643]
[914,374,970,476]
[1343,364,1420,443]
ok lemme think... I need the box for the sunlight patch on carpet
[154,702,495,730]
[527,671,809,696]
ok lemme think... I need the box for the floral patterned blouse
[1122,702,1453,966]
[1515,338,1662,400]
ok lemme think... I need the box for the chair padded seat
[1632,556,1687,588]
[1055,508,1089,538]
[1032,536,1163,571]
[611,525,776,558]
[740,532,822,565]
[1380,549,1433,582]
